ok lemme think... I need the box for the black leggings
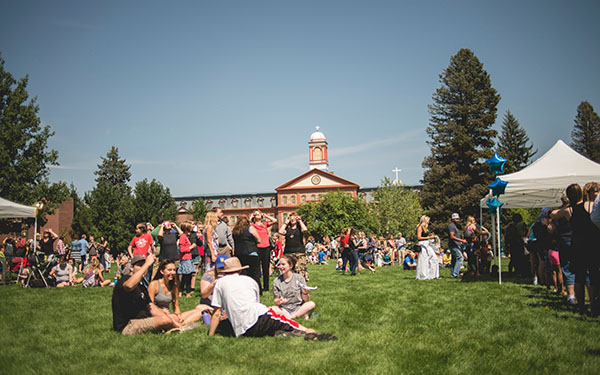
[258,247,271,291]
[180,273,192,295]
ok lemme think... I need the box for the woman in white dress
[415,215,439,280]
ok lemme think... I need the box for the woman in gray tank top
[148,260,213,327]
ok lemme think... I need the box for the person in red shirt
[128,223,155,259]
[250,210,277,293]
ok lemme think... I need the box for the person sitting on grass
[82,258,112,287]
[273,255,316,320]
[403,251,417,270]
[209,257,337,341]
[382,249,392,266]
[113,254,187,335]
[317,245,327,265]
[148,259,211,326]
[49,255,74,287]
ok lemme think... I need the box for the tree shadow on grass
[523,285,600,324]
[459,271,532,285]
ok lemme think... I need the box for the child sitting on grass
[273,255,316,320]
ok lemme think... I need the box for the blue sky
[1,1,599,197]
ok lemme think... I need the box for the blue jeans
[450,246,463,278]
[350,251,359,275]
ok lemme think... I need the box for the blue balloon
[486,153,507,174]
[488,177,509,196]
[486,197,504,214]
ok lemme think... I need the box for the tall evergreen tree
[0,53,69,231]
[421,48,500,234]
[571,101,600,162]
[86,147,133,252]
[496,110,536,174]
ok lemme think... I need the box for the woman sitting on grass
[82,258,111,287]
[273,255,316,320]
[49,255,74,287]
[149,260,210,326]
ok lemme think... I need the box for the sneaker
[304,332,339,341]
[274,330,304,338]
[533,277,538,285]
[566,296,576,305]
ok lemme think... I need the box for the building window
[257,198,264,208]
[282,196,287,205]
[283,213,288,222]
[232,199,238,208]
[301,195,306,204]
[244,198,251,208]
[206,200,213,209]
[219,200,225,209]
[229,216,236,224]
[271,197,276,207]
[291,195,296,204]
[313,147,322,161]
[311,194,316,201]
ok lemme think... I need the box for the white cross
[392,167,402,181]
[315,125,320,131]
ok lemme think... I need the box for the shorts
[242,308,301,337]
[561,260,575,286]
[548,250,560,266]
[121,317,158,335]
[192,255,201,266]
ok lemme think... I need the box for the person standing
[233,216,262,291]
[250,210,277,293]
[279,213,309,281]
[448,213,467,278]
[416,215,438,280]
[79,234,89,267]
[213,208,234,257]
[69,234,82,272]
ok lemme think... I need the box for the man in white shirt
[208,257,337,341]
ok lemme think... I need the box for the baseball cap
[131,254,146,266]
[451,213,460,220]
[215,254,229,269]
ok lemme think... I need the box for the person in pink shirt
[178,222,197,298]
[128,223,154,259]
[250,210,277,293]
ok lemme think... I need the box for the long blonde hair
[204,212,218,229]
[417,215,430,232]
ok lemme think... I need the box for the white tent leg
[497,204,501,285]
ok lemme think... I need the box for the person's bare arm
[148,280,158,303]
[249,226,261,243]
[298,218,308,232]
[123,253,155,292]
[449,231,467,244]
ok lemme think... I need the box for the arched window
[301,195,306,203]
[311,194,316,201]
[313,147,322,161]
[231,199,238,208]
[291,195,296,204]
[282,196,287,205]
[244,198,251,208]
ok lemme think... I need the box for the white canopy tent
[481,140,600,209]
[0,197,38,284]
[0,197,37,218]
[479,140,600,284]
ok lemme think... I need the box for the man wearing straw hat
[208,257,337,341]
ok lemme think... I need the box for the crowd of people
[2,181,599,338]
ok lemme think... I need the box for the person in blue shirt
[403,251,416,270]
[317,248,327,264]
[79,234,89,269]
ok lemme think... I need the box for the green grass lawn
[1,262,599,375]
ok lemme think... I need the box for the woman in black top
[232,216,262,290]
[39,229,58,258]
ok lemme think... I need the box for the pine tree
[86,147,133,251]
[571,101,600,162]
[421,48,500,234]
[496,110,536,174]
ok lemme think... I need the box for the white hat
[451,213,460,220]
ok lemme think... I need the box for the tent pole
[497,202,501,285]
